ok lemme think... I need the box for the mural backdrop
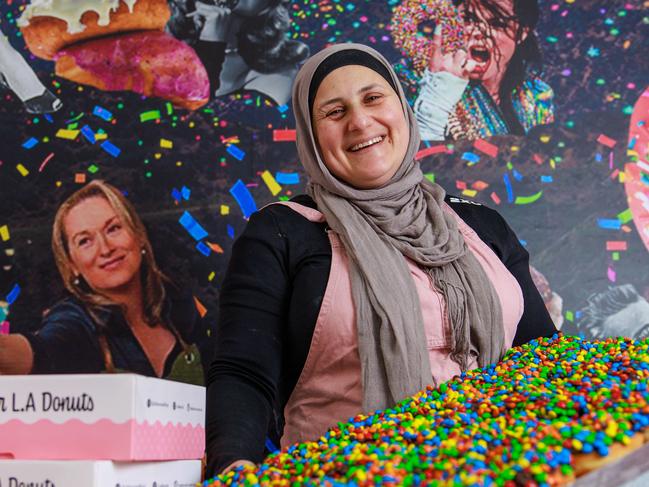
[0,0,648,379]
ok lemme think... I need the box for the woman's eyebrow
[317,83,385,108]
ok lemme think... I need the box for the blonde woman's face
[64,196,142,296]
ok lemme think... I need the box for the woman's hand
[428,25,483,79]
[221,459,257,475]
[188,2,232,43]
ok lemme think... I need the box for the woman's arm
[206,207,291,476]
[190,2,232,96]
[413,70,468,141]
[0,334,33,374]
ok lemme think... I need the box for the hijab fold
[292,44,506,413]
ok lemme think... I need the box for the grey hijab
[292,43,506,413]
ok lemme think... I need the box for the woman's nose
[97,233,114,255]
[347,106,371,131]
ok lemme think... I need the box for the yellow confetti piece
[55,129,80,140]
[510,145,520,152]
[261,170,282,196]
[618,171,626,183]
[16,164,29,176]
[0,225,9,242]
[627,150,638,157]
[160,138,173,149]
[461,189,478,198]
[154,153,162,159]
[208,271,216,281]
[220,205,230,215]
[539,135,551,143]
[95,132,108,141]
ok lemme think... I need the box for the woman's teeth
[350,136,383,152]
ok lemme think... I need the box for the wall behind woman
[0,0,647,368]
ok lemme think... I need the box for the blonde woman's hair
[51,180,167,328]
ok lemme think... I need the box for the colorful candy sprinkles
[204,334,649,486]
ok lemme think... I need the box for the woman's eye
[366,94,382,103]
[326,107,344,117]
[77,237,91,247]
[107,223,121,233]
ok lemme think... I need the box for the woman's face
[311,65,409,189]
[64,196,142,296]
[463,0,525,83]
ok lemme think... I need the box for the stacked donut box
[0,374,205,486]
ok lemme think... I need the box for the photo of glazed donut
[393,0,555,141]
[18,0,210,110]
[167,0,309,106]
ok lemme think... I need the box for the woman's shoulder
[42,296,93,323]
[251,195,326,229]
[444,195,513,244]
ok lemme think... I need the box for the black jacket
[206,194,556,474]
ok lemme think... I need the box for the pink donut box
[0,374,205,461]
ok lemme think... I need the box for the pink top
[275,202,523,447]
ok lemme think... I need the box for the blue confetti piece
[275,172,300,184]
[181,186,191,200]
[642,173,649,185]
[540,175,553,183]
[171,188,182,202]
[265,437,279,453]
[277,104,289,113]
[230,179,257,218]
[628,137,637,150]
[101,140,121,158]
[595,153,602,162]
[93,105,113,121]
[81,125,96,144]
[461,152,480,163]
[503,173,514,203]
[519,239,527,247]
[227,224,235,239]
[597,218,621,230]
[226,144,245,161]
[6,283,20,305]
[22,137,38,149]
[512,169,523,181]
[179,211,209,241]
[44,114,54,123]
[196,241,211,256]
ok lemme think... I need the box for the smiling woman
[0,180,203,386]
[205,43,556,476]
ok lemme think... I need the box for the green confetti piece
[87,164,99,174]
[140,110,161,122]
[514,191,543,205]
[617,208,633,224]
